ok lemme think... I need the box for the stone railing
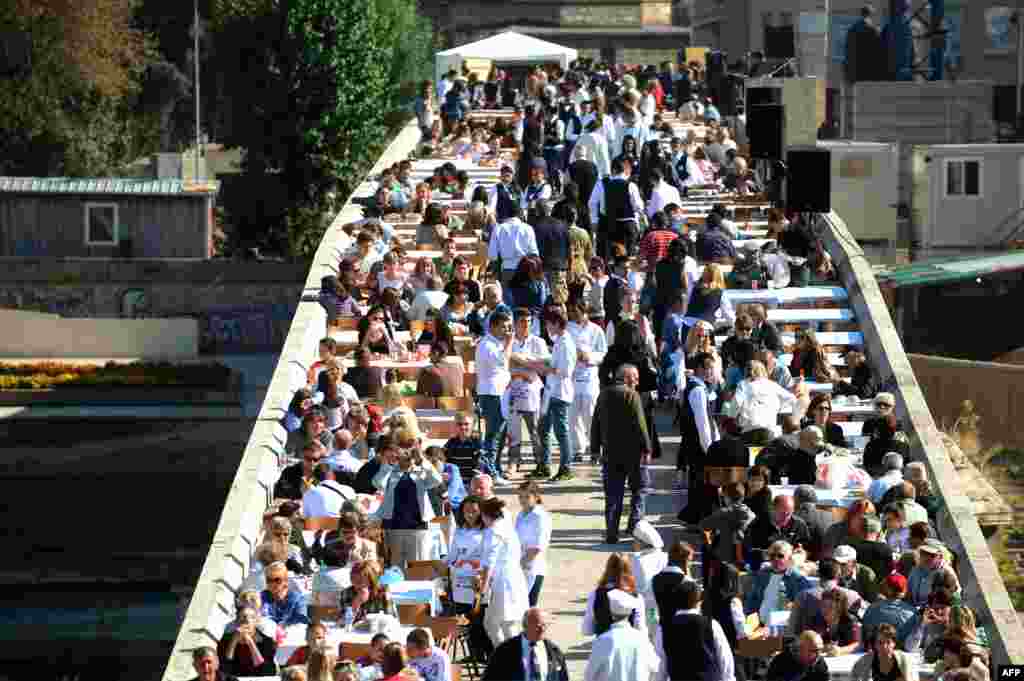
[160,119,422,681]
[820,211,1024,666]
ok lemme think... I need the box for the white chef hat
[632,520,664,549]
[607,589,635,618]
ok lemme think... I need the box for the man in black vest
[677,352,721,525]
[588,157,644,260]
[668,136,690,191]
[567,146,598,231]
[530,200,570,293]
[488,164,523,224]
[651,541,696,631]
[664,581,735,681]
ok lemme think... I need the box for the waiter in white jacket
[584,589,661,681]
[566,299,607,463]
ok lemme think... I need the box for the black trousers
[604,461,645,540]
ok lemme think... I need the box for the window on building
[84,203,119,245]
[944,159,982,198]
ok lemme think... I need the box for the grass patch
[0,361,234,390]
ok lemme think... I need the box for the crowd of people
[187,56,987,681]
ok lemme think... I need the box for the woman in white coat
[478,496,530,647]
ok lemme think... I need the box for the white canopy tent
[434,31,578,87]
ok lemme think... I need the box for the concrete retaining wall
[820,212,1024,666]
[160,119,423,681]
[0,309,198,359]
[909,353,1024,451]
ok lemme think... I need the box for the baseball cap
[833,545,858,564]
[884,573,907,593]
[500,163,514,173]
[632,520,664,550]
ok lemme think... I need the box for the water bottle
[343,606,355,632]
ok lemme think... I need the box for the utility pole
[194,0,203,181]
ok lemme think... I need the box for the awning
[874,251,1024,289]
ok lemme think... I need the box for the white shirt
[583,588,647,636]
[682,156,708,188]
[868,471,905,505]
[488,217,539,272]
[762,252,791,289]
[572,132,611,178]
[475,334,511,397]
[588,175,645,228]
[567,320,608,396]
[646,181,683,218]
[436,77,451,103]
[585,620,661,681]
[545,330,577,404]
[509,333,549,413]
[301,480,355,519]
[481,515,530,621]
[631,549,669,611]
[688,376,720,453]
[515,506,553,578]
[521,636,549,681]
[408,289,450,321]
[734,377,798,435]
[759,573,785,627]
[522,182,553,210]
[326,449,363,475]
[674,608,736,681]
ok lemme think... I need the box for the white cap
[632,520,664,549]
[833,545,857,564]
[607,589,635,617]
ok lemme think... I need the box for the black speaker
[786,148,832,213]
[746,86,781,108]
[748,104,785,160]
[717,75,740,117]
[765,26,795,59]
[994,85,1019,125]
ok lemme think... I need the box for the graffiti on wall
[200,303,297,353]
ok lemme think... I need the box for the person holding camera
[371,435,444,568]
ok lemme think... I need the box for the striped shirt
[639,228,679,266]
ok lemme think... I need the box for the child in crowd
[307,337,337,387]
[885,505,911,553]
[406,628,453,681]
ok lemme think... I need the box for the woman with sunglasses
[800,394,849,448]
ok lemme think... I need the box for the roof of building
[485,23,691,37]
[875,250,1024,289]
[0,177,220,197]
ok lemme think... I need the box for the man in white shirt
[645,168,683,219]
[589,157,645,259]
[867,452,905,505]
[302,463,355,519]
[566,300,607,464]
[325,429,363,478]
[571,119,611,179]
[677,351,722,524]
[475,310,514,486]
[436,70,454,103]
[584,589,661,681]
[488,203,539,293]
[534,307,577,482]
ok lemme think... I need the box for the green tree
[0,0,158,176]
[212,0,432,257]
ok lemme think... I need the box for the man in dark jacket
[274,441,325,500]
[766,631,830,681]
[748,303,784,354]
[746,494,812,567]
[652,540,696,629]
[591,363,651,543]
[696,216,737,264]
[699,481,756,566]
[793,485,834,561]
[530,200,570,287]
[483,608,569,681]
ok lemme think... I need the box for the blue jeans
[537,398,572,471]
[604,462,645,539]
[478,395,506,478]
